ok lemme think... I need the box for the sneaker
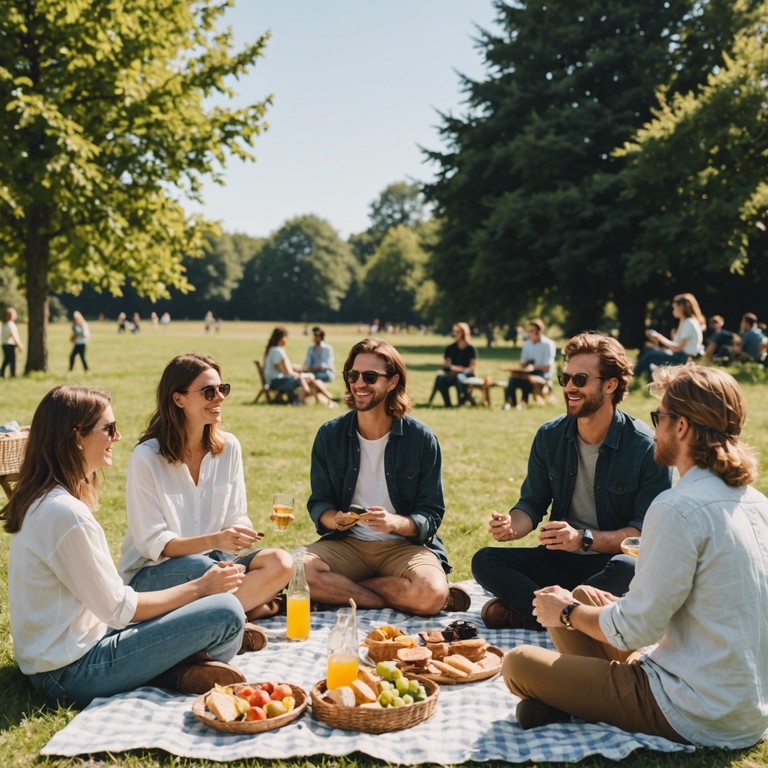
[516,698,571,730]
[481,598,543,630]
[153,659,246,694]
[443,584,472,612]
[502,402,512,411]
[238,622,268,654]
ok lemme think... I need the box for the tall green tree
[0,0,271,371]
[424,0,748,343]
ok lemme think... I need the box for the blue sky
[193,0,498,239]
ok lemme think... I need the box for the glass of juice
[620,537,640,558]
[272,493,295,531]
[326,653,359,689]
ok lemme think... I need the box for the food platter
[192,682,308,734]
[398,646,504,685]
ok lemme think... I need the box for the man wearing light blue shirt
[303,326,335,382]
[503,365,768,748]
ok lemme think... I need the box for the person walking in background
[501,318,556,410]
[1,307,24,378]
[68,311,90,372]
[304,326,335,382]
[119,353,293,635]
[2,385,253,707]
[430,322,478,407]
[634,292,705,380]
[503,365,768,748]
[472,332,671,630]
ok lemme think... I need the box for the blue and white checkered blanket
[41,581,693,763]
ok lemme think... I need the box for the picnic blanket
[41,581,694,763]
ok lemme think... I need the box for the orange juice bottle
[326,603,359,689]
[326,653,359,689]
[285,552,310,640]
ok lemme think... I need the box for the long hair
[650,365,757,487]
[342,338,412,419]
[673,293,706,329]
[563,332,633,405]
[454,322,471,345]
[139,353,225,463]
[264,326,288,363]
[1,386,110,533]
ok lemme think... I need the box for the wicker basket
[0,432,28,476]
[192,682,308,734]
[310,675,439,733]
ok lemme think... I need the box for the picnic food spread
[202,681,300,723]
[363,624,419,662]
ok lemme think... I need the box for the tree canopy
[0,0,271,370]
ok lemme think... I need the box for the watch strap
[559,601,580,628]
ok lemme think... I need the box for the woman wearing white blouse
[2,386,251,707]
[119,353,293,634]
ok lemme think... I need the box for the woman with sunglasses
[264,326,337,407]
[635,293,706,380]
[119,354,293,642]
[2,386,252,707]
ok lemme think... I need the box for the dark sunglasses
[343,370,391,385]
[178,383,231,400]
[650,409,678,429]
[557,372,610,388]
[103,421,118,440]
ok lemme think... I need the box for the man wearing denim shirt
[303,337,469,615]
[472,332,671,630]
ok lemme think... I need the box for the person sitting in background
[119,353,293,638]
[304,326,335,382]
[634,292,705,380]
[2,385,253,707]
[1,307,24,378]
[703,315,738,362]
[263,326,337,407]
[501,319,556,410]
[738,312,766,362]
[503,365,768,748]
[430,322,477,407]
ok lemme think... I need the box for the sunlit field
[1,319,766,768]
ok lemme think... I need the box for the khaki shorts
[304,537,444,582]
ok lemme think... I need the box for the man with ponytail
[502,365,768,748]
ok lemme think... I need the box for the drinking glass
[620,536,640,558]
[272,493,295,531]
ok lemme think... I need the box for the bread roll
[350,679,377,704]
[366,634,418,662]
[429,659,468,678]
[325,686,357,707]
[443,654,482,674]
[206,690,240,722]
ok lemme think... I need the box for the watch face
[582,529,593,550]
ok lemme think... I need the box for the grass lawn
[1,320,766,768]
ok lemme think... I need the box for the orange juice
[272,504,294,531]
[286,595,310,640]
[326,653,359,689]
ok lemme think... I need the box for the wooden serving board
[398,646,503,685]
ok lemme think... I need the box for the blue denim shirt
[514,409,672,531]
[307,411,451,573]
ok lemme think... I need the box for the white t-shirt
[1,320,19,346]
[348,432,399,542]
[675,317,704,357]
[9,486,138,675]
[119,432,250,581]
[264,346,289,384]
[520,336,557,379]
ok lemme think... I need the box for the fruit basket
[192,682,308,734]
[310,675,438,733]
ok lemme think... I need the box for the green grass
[1,320,766,768]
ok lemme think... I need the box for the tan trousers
[502,586,688,744]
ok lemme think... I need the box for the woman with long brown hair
[119,354,293,638]
[1,386,251,707]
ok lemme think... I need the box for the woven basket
[310,675,439,733]
[192,682,308,734]
[0,432,28,476]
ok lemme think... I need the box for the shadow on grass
[0,660,73,730]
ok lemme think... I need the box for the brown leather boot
[481,598,544,631]
[152,659,246,694]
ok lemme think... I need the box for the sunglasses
[650,409,679,429]
[178,383,231,400]
[557,373,610,388]
[103,421,118,440]
[343,370,391,385]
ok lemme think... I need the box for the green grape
[402,694,414,706]
[391,696,405,707]
[379,680,392,691]
[408,679,421,695]
[395,677,409,695]
[391,668,403,680]
[376,661,397,679]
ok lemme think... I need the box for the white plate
[358,646,375,667]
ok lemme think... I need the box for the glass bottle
[285,551,310,640]
[326,601,359,689]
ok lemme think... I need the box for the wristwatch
[581,528,594,551]
[560,601,580,629]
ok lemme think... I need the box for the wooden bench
[0,431,28,499]
[253,360,292,405]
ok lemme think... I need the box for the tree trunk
[24,205,50,373]
[616,288,647,352]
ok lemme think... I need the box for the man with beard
[472,332,671,630]
[302,338,470,614]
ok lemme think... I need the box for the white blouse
[9,486,138,675]
[118,432,250,581]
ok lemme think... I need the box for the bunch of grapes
[375,661,428,708]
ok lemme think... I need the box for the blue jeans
[28,593,244,708]
[313,370,334,383]
[472,546,636,620]
[635,348,688,380]
[269,376,300,402]
[433,372,470,407]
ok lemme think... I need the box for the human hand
[532,585,575,627]
[333,509,360,531]
[214,525,261,554]
[198,561,246,595]
[489,510,516,541]
[538,521,581,551]
[358,506,399,534]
